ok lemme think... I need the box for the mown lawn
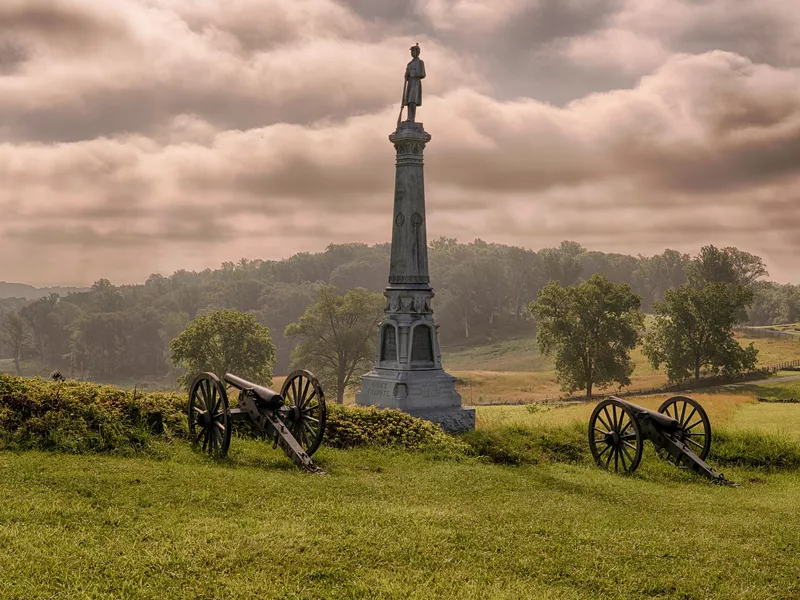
[2,441,800,600]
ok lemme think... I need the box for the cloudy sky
[1,0,799,286]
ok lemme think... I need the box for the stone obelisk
[356,44,475,433]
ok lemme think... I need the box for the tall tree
[530,274,644,399]
[685,246,768,288]
[643,283,758,382]
[170,310,276,388]
[0,313,29,375]
[285,286,384,403]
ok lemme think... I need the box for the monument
[356,44,475,433]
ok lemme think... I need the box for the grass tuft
[460,422,589,465]
[711,429,800,469]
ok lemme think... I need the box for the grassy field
[2,377,800,598]
[444,334,800,405]
[2,441,800,599]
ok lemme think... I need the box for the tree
[530,274,644,399]
[643,283,758,382]
[170,310,276,389]
[285,286,384,403]
[1,313,29,375]
[685,246,768,288]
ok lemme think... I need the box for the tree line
[0,240,789,388]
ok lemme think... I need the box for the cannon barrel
[224,373,283,408]
[612,397,681,433]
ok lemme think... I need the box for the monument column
[356,44,475,434]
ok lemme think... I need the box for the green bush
[0,374,187,453]
[0,374,469,457]
[324,404,469,456]
[460,422,589,465]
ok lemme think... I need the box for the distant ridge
[0,282,89,300]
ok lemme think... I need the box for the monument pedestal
[356,121,475,434]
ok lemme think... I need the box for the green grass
[2,441,800,599]
[4,374,800,597]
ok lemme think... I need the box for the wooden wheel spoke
[684,419,704,431]
[682,407,697,429]
[604,444,615,468]
[597,412,612,432]
[299,378,311,407]
[620,433,637,441]
[597,444,612,459]
[614,448,619,472]
[194,427,205,445]
[679,401,687,427]
[304,416,320,425]
[686,438,704,450]
[619,420,632,434]
[619,446,629,470]
[623,440,637,450]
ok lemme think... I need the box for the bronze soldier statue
[402,43,426,123]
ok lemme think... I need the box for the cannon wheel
[280,370,326,456]
[188,373,232,458]
[589,398,643,473]
[658,395,711,460]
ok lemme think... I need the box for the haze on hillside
[1,0,799,287]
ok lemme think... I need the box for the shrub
[324,404,469,456]
[0,374,469,457]
[0,374,187,453]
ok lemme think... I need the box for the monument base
[356,367,474,434]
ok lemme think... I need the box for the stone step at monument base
[405,406,476,435]
[356,368,474,434]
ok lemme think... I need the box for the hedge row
[0,374,464,455]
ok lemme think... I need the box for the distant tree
[530,274,644,399]
[0,313,30,375]
[285,286,384,403]
[170,310,276,389]
[685,246,768,289]
[643,283,758,382]
[503,246,540,324]
[19,293,60,363]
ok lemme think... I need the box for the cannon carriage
[188,369,326,473]
[588,395,733,484]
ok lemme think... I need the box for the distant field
[443,334,800,405]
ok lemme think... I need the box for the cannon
[588,395,733,484]
[188,369,326,473]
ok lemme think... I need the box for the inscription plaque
[381,325,397,362]
[411,326,434,364]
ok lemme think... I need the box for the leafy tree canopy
[643,283,758,382]
[170,310,276,389]
[285,286,384,403]
[530,273,644,399]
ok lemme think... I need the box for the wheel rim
[280,369,326,456]
[589,399,643,473]
[188,373,231,458]
[658,396,711,460]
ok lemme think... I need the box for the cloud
[1,1,800,285]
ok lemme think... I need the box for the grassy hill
[2,376,800,598]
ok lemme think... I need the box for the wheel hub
[605,431,620,447]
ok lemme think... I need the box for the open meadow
[2,368,800,598]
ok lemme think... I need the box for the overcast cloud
[1,0,799,285]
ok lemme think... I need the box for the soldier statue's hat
[410,42,420,51]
